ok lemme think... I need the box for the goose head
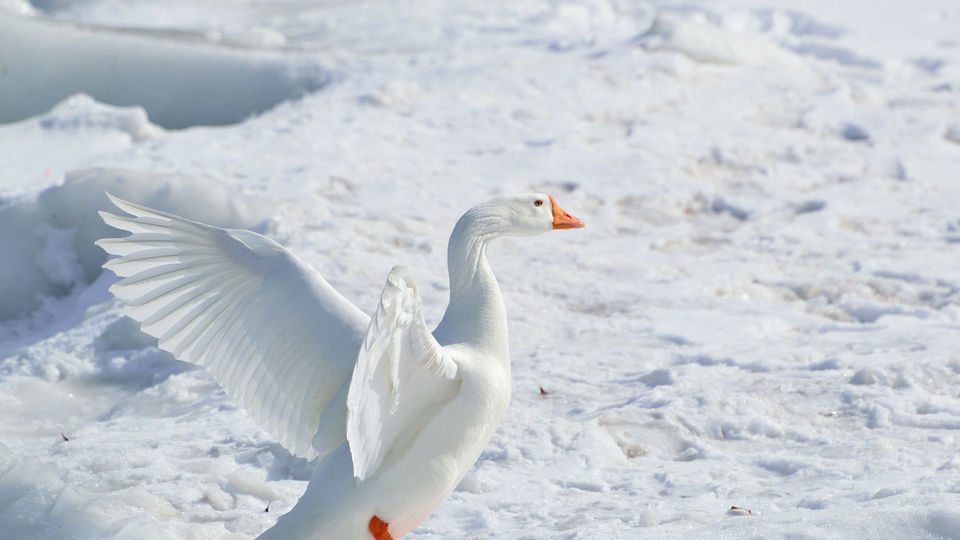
[462,193,585,238]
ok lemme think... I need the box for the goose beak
[550,196,585,230]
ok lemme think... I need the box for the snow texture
[1,0,960,538]
[0,10,330,128]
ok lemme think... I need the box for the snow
[0,10,329,128]
[2,0,960,538]
[0,168,266,322]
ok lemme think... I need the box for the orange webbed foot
[369,515,393,540]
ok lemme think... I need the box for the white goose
[96,193,584,539]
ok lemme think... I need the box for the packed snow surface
[0,10,330,128]
[2,0,960,538]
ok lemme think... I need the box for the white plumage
[347,267,459,482]
[97,194,368,461]
[97,192,583,539]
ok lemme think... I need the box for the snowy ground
[2,0,960,538]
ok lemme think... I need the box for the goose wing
[96,194,369,460]
[346,265,459,482]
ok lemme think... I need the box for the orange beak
[550,196,585,230]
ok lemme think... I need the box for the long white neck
[433,209,509,361]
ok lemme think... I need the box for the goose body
[96,193,583,539]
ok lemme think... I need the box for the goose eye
[534,199,543,207]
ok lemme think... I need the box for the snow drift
[0,168,268,320]
[0,9,331,128]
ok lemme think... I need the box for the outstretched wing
[96,194,370,460]
[346,266,459,482]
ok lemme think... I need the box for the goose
[96,192,584,539]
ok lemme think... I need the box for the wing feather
[346,266,458,482]
[97,194,370,459]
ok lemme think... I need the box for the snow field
[1,0,959,538]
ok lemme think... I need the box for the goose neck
[435,213,508,357]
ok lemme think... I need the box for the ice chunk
[0,168,267,319]
[0,10,330,129]
[227,471,277,502]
